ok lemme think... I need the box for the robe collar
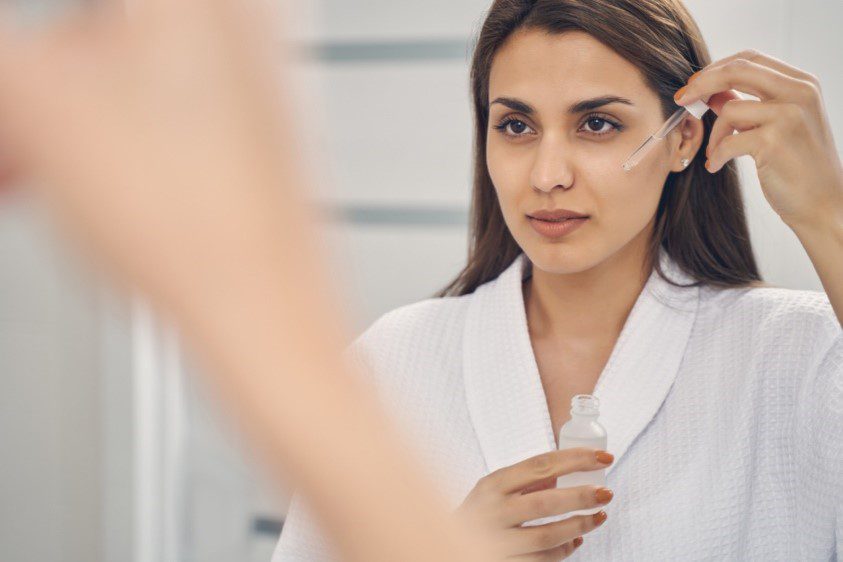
[462,249,699,477]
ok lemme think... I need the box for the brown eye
[580,114,623,137]
[586,117,610,133]
[492,117,535,138]
[508,120,528,134]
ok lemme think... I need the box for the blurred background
[0,0,841,561]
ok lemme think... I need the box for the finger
[699,49,819,85]
[707,99,777,159]
[501,485,613,527]
[706,127,767,173]
[502,510,607,554]
[519,475,557,495]
[509,537,582,561]
[675,58,807,106]
[707,90,742,116]
[484,448,614,496]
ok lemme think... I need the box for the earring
[680,158,690,169]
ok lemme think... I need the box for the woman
[274,0,843,560]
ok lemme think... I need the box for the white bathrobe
[272,249,843,561]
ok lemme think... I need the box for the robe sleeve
[822,335,843,560]
[794,330,843,560]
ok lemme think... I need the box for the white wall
[0,197,103,562]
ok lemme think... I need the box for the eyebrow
[489,95,634,115]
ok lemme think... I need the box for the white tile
[736,157,824,291]
[683,0,788,61]
[787,0,843,155]
[304,0,491,42]
[296,60,475,207]
[320,221,470,333]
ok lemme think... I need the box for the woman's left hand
[674,49,843,231]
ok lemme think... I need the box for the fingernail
[593,510,607,525]
[573,536,584,547]
[705,159,711,172]
[705,144,710,158]
[687,70,702,84]
[595,487,614,504]
[595,450,614,464]
[673,85,688,102]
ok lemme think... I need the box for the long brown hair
[436,0,761,297]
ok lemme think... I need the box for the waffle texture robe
[273,249,842,561]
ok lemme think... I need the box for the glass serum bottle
[555,394,608,517]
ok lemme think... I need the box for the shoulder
[699,283,839,344]
[357,293,473,346]
[342,293,475,381]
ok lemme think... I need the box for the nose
[530,135,574,193]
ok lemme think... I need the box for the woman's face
[487,29,701,275]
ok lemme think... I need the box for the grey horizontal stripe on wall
[332,205,469,226]
[301,39,472,63]
[252,516,283,537]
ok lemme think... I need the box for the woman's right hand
[455,448,615,561]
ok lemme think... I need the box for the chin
[521,241,603,276]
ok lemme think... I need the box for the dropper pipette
[621,98,711,171]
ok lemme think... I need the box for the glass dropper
[621,98,711,171]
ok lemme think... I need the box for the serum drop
[555,394,608,517]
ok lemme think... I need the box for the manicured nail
[593,511,607,525]
[573,536,584,547]
[595,487,614,504]
[687,70,702,84]
[705,159,711,172]
[673,85,688,102]
[595,450,614,464]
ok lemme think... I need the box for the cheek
[586,156,665,230]
[576,139,636,171]
[487,142,528,212]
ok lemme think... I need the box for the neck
[523,234,655,343]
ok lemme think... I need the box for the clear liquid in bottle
[556,394,607,517]
[524,394,608,526]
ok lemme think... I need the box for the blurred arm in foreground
[0,1,497,560]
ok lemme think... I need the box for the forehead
[488,29,652,108]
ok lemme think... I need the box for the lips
[527,215,588,238]
[527,209,590,222]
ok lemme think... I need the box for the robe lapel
[463,249,699,477]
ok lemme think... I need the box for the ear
[668,115,705,173]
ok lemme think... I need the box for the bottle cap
[684,97,710,120]
[570,394,600,416]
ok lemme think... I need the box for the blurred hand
[0,0,309,310]
[0,4,503,562]
[456,448,615,560]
